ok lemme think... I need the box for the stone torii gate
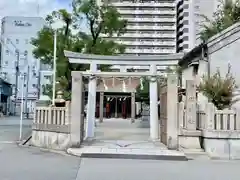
[64,51,183,143]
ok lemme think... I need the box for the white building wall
[181,22,240,108]
[0,16,46,113]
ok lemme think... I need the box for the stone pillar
[86,63,97,139]
[99,92,104,123]
[179,80,201,150]
[70,72,83,147]
[185,80,197,130]
[131,92,136,123]
[166,74,178,149]
[149,64,159,140]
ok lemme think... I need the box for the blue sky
[0,0,70,20]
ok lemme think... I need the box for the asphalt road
[0,143,240,180]
[0,116,32,142]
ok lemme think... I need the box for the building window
[32,84,37,88]
[193,65,199,76]
[5,50,9,55]
[44,75,51,80]
[6,38,10,44]
[16,39,19,44]
[4,61,8,65]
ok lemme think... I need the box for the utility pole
[14,50,20,116]
[24,66,30,119]
[52,30,57,105]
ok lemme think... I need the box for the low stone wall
[31,103,73,151]
[203,130,240,160]
[31,130,71,150]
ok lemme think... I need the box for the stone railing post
[185,80,197,130]
[205,103,215,130]
[178,101,184,130]
[178,80,202,150]
[65,101,71,125]
[48,107,52,125]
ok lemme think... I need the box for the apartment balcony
[128,32,175,38]
[103,32,176,38]
[126,17,175,23]
[125,48,175,54]
[111,2,175,7]
[116,40,176,46]
[126,25,176,31]
[102,32,175,39]
[118,9,175,15]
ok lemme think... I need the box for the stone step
[67,147,188,161]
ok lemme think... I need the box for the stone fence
[31,101,75,150]
[178,84,240,159]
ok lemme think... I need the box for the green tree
[135,66,180,102]
[200,0,240,41]
[199,66,237,110]
[135,77,150,103]
[32,0,127,99]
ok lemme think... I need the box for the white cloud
[0,0,68,20]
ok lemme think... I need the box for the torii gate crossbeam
[65,51,184,142]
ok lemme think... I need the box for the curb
[67,148,188,161]
[79,153,188,161]
[17,144,72,157]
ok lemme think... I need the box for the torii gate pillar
[85,63,97,139]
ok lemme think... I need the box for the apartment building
[0,16,51,114]
[176,0,220,52]
[99,0,177,71]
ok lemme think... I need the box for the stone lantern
[54,90,65,107]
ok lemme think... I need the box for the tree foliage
[199,66,237,110]
[135,66,181,102]
[135,75,170,104]
[200,0,240,41]
[32,0,127,99]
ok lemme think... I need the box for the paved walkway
[94,118,150,141]
[68,118,187,160]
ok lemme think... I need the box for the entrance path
[95,118,150,141]
[68,118,187,161]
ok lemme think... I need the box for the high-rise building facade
[0,16,48,113]
[176,0,220,52]
[100,0,177,56]
[99,0,177,71]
